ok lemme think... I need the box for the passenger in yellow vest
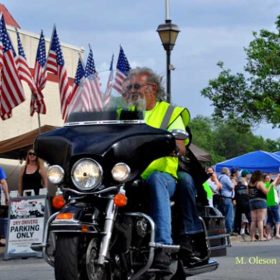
[265,174,280,239]
[122,67,205,269]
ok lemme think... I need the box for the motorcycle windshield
[65,79,145,125]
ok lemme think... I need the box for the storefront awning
[0,125,56,160]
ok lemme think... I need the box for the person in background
[264,174,272,187]
[0,166,10,205]
[263,174,274,238]
[18,149,48,196]
[248,170,271,241]
[229,169,239,236]
[0,166,9,246]
[265,174,280,240]
[218,167,235,234]
[122,67,205,269]
[230,168,239,188]
[203,166,222,208]
[233,170,251,238]
[276,179,280,206]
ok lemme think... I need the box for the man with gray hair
[218,167,235,234]
[122,67,206,269]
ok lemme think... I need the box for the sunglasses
[126,83,146,91]
[28,152,36,156]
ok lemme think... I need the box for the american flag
[0,19,3,74]
[0,17,3,118]
[67,57,85,114]
[113,46,130,94]
[46,26,72,119]
[84,47,103,111]
[0,16,25,120]
[31,30,47,116]
[16,29,37,93]
[103,54,114,107]
[67,57,95,114]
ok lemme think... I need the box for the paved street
[1,237,280,280]
[192,237,280,280]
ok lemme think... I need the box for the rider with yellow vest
[122,67,205,269]
[142,100,190,179]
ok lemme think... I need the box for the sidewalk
[0,245,5,259]
[0,246,5,261]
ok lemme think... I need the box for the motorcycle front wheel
[54,234,108,280]
[54,234,89,280]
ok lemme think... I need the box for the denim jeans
[267,205,280,225]
[220,197,234,234]
[146,171,203,244]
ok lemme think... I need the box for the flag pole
[37,29,42,134]
[37,112,41,134]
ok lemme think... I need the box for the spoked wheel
[54,234,89,280]
[86,238,108,280]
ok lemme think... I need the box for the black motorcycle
[31,96,229,280]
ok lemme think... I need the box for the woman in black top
[18,149,48,196]
[248,170,271,241]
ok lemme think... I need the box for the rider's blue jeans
[146,171,203,244]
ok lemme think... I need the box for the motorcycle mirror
[171,129,189,140]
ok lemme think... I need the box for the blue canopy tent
[274,151,280,157]
[215,150,280,173]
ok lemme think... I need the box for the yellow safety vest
[141,101,190,179]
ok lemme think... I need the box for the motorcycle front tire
[54,234,89,280]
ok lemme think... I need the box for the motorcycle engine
[136,218,148,238]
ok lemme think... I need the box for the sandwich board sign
[4,194,49,260]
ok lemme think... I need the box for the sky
[2,0,280,140]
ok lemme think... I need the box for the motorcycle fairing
[35,123,176,183]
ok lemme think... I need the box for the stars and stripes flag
[30,30,47,116]
[68,56,99,114]
[103,54,114,107]
[84,47,103,111]
[16,29,37,93]
[46,26,71,119]
[0,19,3,75]
[0,16,25,120]
[67,57,85,114]
[113,46,130,94]
[0,16,3,85]
[0,16,3,118]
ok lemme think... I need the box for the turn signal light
[52,195,66,209]
[56,212,74,220]
[113,193,127,207]
[81,224,89,232]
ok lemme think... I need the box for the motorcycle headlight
[47,165,64,184]
[71,158,102,191]
[111,163,130,182]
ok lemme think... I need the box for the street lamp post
[157,1,180,103]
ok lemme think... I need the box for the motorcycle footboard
[181,258,219,277]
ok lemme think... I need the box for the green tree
[190,116,280,165]
[201,16,280,128]
[189,116,224,164]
